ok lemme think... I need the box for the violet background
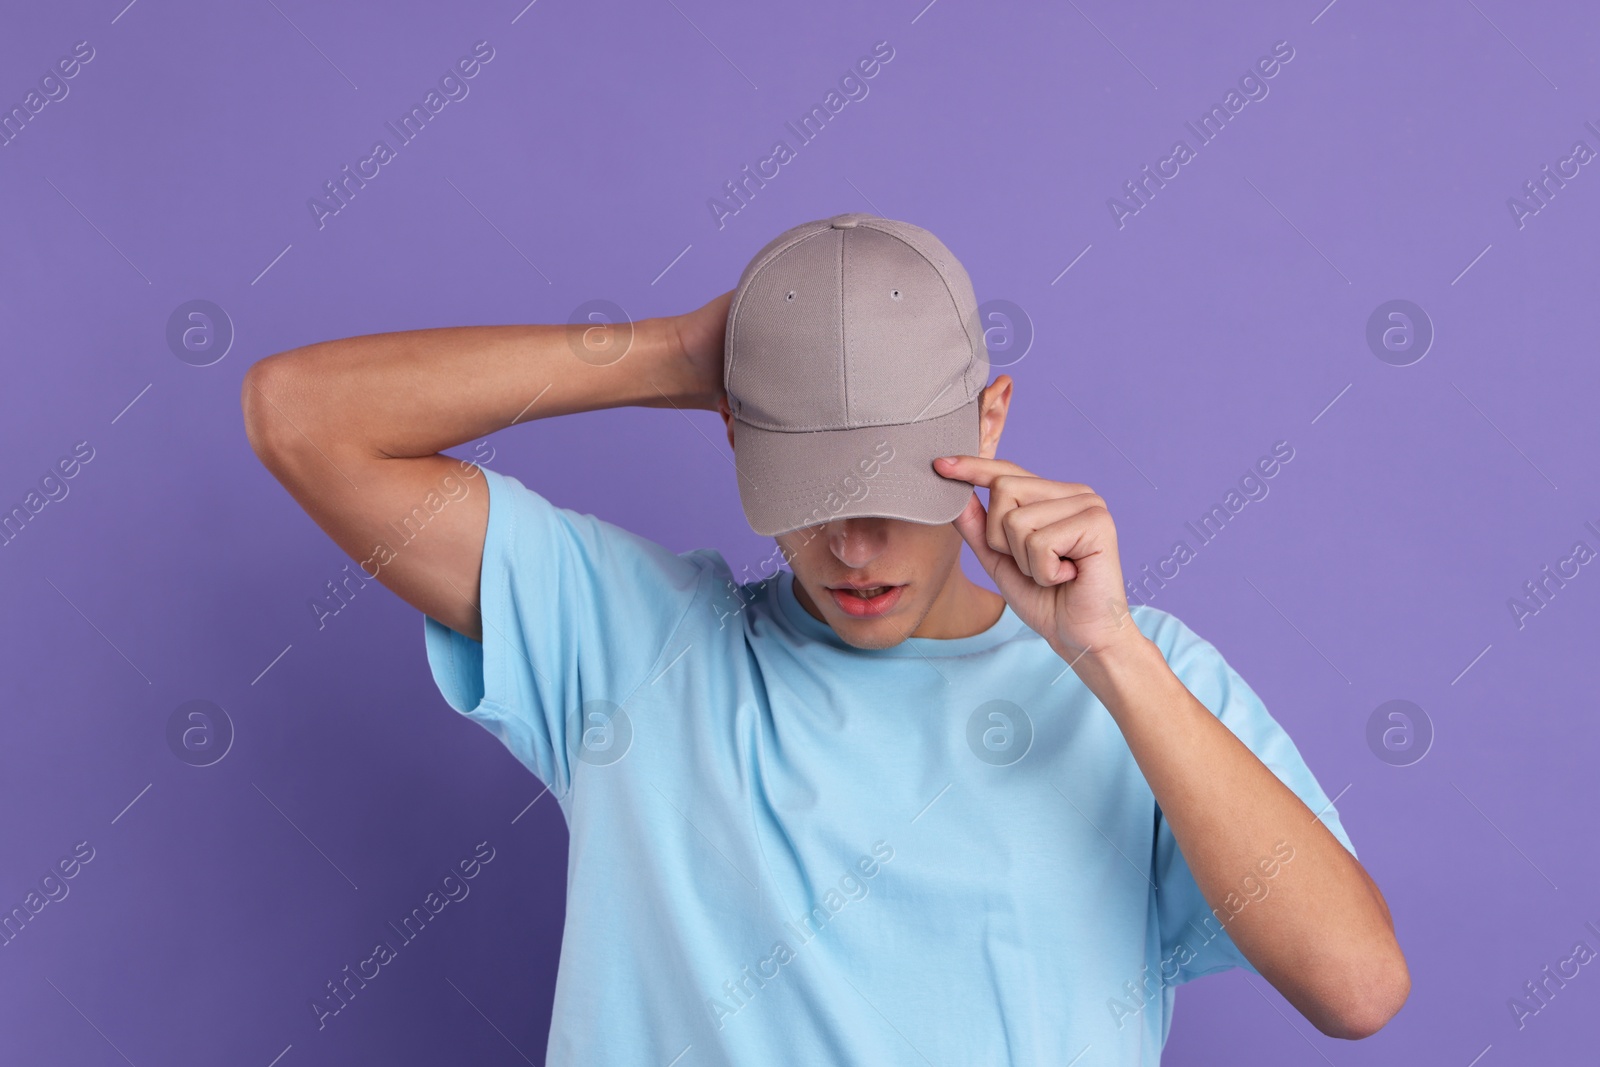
[2,0,1598,1063]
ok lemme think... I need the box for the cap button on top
[830,215,859,229]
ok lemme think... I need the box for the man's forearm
[243,316,696,460]
[1069,635,1410,1039]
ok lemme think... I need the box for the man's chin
[826,611,913,650]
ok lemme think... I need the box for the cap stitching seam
[873,224,982,407]
[729,224,834,415]
[837,228,850,425]
[729,395,977,434]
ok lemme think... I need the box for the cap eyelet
[890,289,902,300]
[786,290,796,301]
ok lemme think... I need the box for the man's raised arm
[239,294,731,640]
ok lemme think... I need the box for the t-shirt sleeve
[421,465,707,800]
[1140,608,1357,983]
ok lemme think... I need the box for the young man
[242,212,1408,1065]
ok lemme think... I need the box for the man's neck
[913,568,1007,639]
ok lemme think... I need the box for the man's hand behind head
[668,290,734,412]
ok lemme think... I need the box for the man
[242,212,1408,1065]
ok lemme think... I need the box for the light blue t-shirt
[423,466,1356,1066]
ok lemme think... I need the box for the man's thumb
[951,493,1005,579]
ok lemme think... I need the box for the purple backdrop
[2,0,1597,1063]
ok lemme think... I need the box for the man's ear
[977,375,1013,459]
[718,394,736,451]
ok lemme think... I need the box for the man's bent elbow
[240,352,302,463]
[1316,950,1411,1040]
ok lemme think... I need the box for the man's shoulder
[1130,603,1208,657]
[488,465,729,580]
[1129,604,1284,733]
[1128,603,1234,682]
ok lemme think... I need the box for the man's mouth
[826,582,904,618]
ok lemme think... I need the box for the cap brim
[732,398,979,537]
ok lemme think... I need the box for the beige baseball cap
[724,212,990,537]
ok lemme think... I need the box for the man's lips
[826,582,904,618]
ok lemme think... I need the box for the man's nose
[828,517,889,570]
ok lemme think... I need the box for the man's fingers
[937,456,1098,513]
[950,470,1116,597]
[1025,518,1094,586]
[994,492,1106,572]
[933,454,1037,488]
